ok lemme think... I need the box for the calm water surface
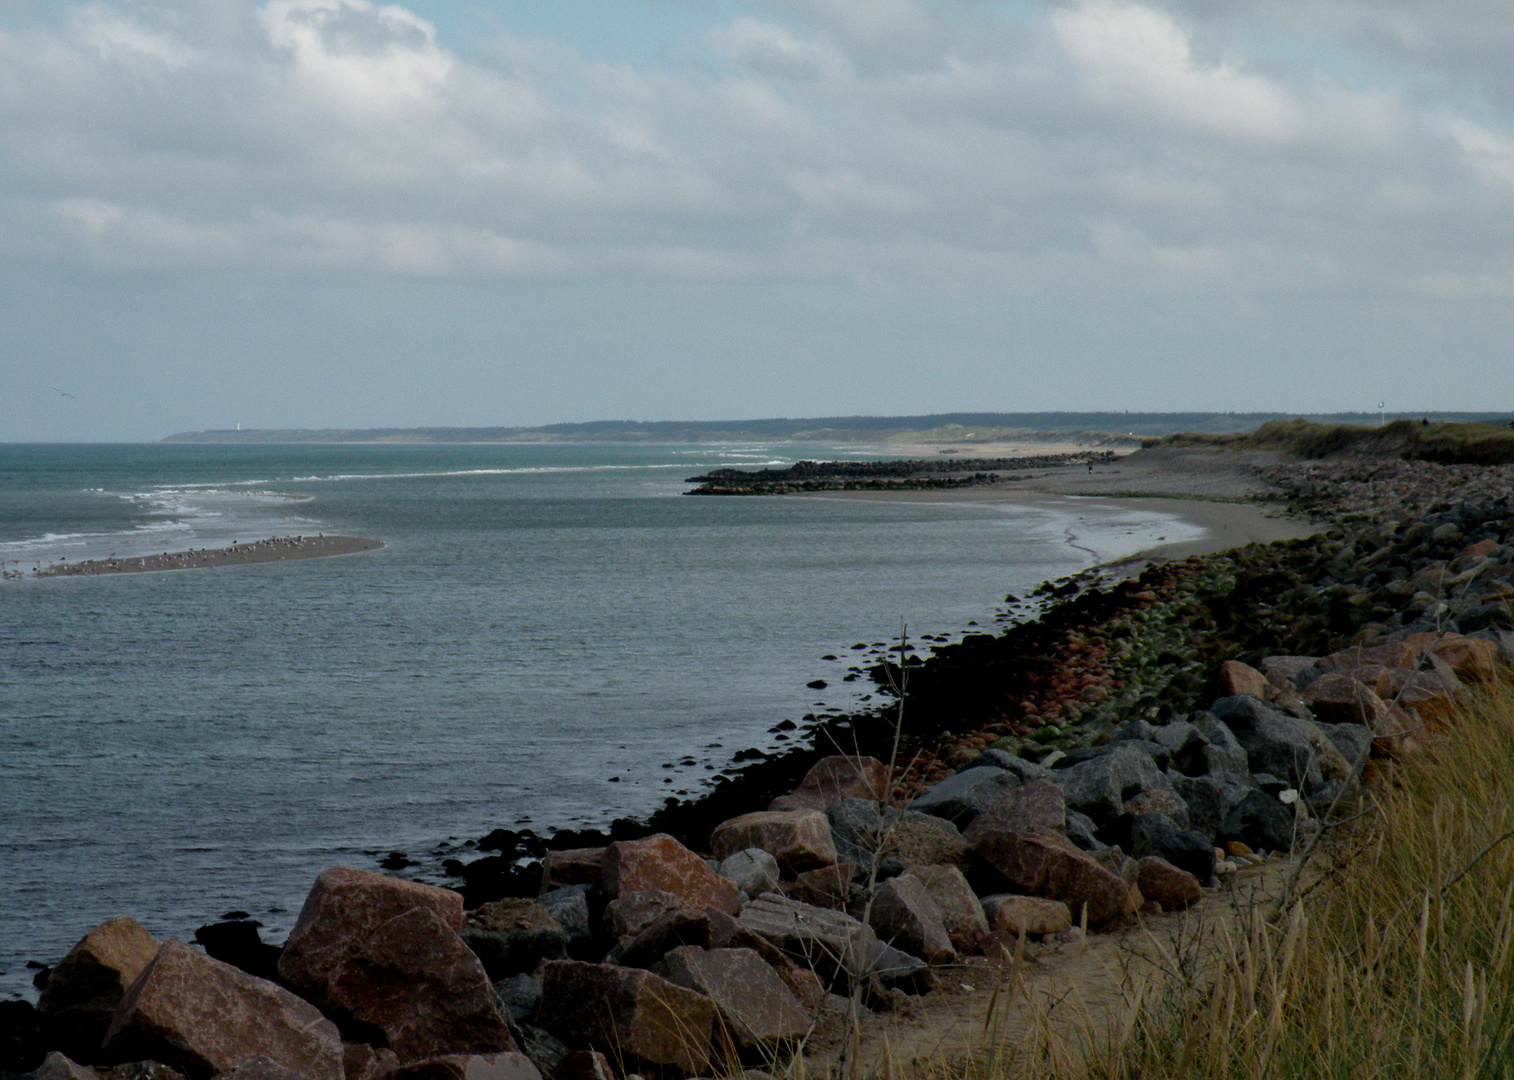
[0,442,1201,996]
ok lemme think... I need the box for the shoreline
[30,535,382,577]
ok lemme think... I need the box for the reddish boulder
[787,863,858,911]
[982,895,1072,937]
[974,833,1133,927]
[605,890,685,944]
[704,910,825,1007]
[536,961,715,1075]
[1303,673,1388,726]
[386,1053,540,1080]
[37,916,160,1062]
[769,755,887,812]
[102,941,342,1080]
[1135,856,1203,911]
[539,850,604,893]
[963,780,1065,845]
[277,868,513,1062]
[654,946,811,1054]
[867,874,954,965]
[1318,641,1417,673]
[907,865,989,954]
[614,909,712,969]
[709,810,837,873]
[1430,635,1499,681]
[1217,660,1268,700]
[600,835,741,915]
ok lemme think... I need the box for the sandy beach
[818,445,1317,566]
[33,534,382,577]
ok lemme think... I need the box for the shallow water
[0,442,1201,996]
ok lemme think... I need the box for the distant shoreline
[32,535,382,577]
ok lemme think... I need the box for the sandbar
[34,535,382,577]
[813,445,1318,567]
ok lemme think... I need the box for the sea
[0,441,1203,998]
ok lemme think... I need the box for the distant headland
[161,411,1514,445]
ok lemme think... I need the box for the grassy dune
[1147,418,1514,466]
[1022,674,1514,1080]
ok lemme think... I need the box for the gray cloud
[3,0,1514,438]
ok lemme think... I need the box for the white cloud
[0,0,1510,302]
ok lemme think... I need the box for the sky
[4,0,1514,441]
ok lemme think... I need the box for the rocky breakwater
[684,454,1116,495]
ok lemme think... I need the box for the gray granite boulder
[1051,744,1180,824]
[907,767,1023,828]
[716,849,782,897]
[1209,696,1325,794]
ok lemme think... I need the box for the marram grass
[1049,673,1514,1080]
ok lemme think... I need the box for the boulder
[536,961,715,1075]
[1135,857,1203,911]
[461,900,566,979]
[973,832,1133,927]
[387,1054,540,1080]
[102,941,342,1080]
[1209,696,1325,794]
[1260,655,1324,689]
[715,849,781,897]
[277,867,513,1062]
[769,756,887,812]
[967,750,1056,784]
[1218,791,1297,854]
[600,835,741,915]
[1052,744,1179,824]
[1097,813,1216,883]
[1183,715,1252,781]
[826,799,967,870]
[906,865,989,954]
[221,1057,318,1080]
[540,850,604,893]
[1428,635,1499,680]
[709,811,837,873]
[535,886,594,960]
[907,767,1022,828]
[736,896,879,987]
[787,863,859,911]
[1317,641,1417,673]
[550,1051,614,1080]
[1303,673,1389,727]
[37,916,160,1062]
[962,780,1065,845]
[1217,660,1268,699]
[704,910,825,1008]
[653,946,811,1054]
[867,875,955,965]
[35,1053,100,1080]
[981,896,1072,937]
[1373,705,1428,757]
[614,909,713,970]
[342,1044,399,1080]
[1169,774,1252,842]
[604,890,685,945]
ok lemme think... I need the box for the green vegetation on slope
[1148,418,1514,465]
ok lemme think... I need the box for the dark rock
[493,974,542,1023]
[1057,739,1172,772]
[1218,791,1298,853]
[535,886,595,960]
[539,850,604,894]
[736,895,878,988]
[462,899,566,979]
[653,946,812,1055]
[103,941,343,1080]
[715,849,781,896]
[386,1052,541,1080]
[604,890,684,945]
[1096,813,1216,882]
[614,909,713,969]
[536,961,715,1075]
[907,767,1022,827]
[1053,744,1180,824]
[0,1000,43,1074]
[191,921,280,983]
[826,799,967,871]
[1063,810,1105,852]
[965,750,1056,784]
[1168,774,1252,842]
[550,1050,614,1080]
[1185,714,1253,780]
[962,779,1065,844]
[1209,696,1325,794]
[788,863,860,911]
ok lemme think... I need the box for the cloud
[0,0,1512,302]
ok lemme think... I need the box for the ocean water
[0,442,1202,997]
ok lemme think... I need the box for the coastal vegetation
[1148,417,1514,466]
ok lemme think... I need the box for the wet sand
[34,535,382,577]
[817,445,1318,567]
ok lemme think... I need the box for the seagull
[49,386,77,400]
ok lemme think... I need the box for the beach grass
[983,672,1514,1080]
[1147,417,1514,465]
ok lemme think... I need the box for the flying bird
[50,386,77,399]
